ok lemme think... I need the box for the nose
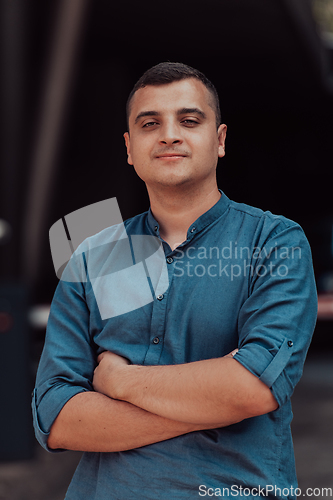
[158,120,183,146]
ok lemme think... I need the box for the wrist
[114,363,135,401]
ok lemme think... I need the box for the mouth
[155,153,188,160]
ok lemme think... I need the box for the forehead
[129,79,214,121]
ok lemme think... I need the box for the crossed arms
[44,223,317,454]
[47,350,278,452]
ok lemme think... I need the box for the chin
[152,181,203,196]
[154,176,193,188]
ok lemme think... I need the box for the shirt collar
[147,190,230,243]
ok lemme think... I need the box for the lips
[155,152,189,159]
[157,155,186,158]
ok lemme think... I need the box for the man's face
[124,78,226,192]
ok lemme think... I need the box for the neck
[148,183,221,250]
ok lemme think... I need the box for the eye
[142,121,159,128]
[181,119,199,126]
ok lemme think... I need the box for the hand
[92,351,130,400]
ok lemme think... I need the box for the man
[32,62,317,499]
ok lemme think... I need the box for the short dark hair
[126,62,221,129]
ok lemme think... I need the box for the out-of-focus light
[0,219,11,244]
[29,305,50,329]
[312,0,333,44]
[318,294,333,319]
[0,312,13,333]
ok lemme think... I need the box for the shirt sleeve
[233,218,318,408]
[32,272,96,452]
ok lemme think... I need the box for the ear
[123,132,133,165]
[217,124,227,158]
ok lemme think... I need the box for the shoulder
[218,196,310,254]
[229,198,297,227]
[227,198,302,237]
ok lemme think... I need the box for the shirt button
[154,226,158,232]
[157,294,164,301]
[152,337,160,344]
[287,340,293,347]
[190,227,196,233]
[166,257,173,264]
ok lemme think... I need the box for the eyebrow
[134,107,207,124]
[177,107,207,120]
[134,110,159,124]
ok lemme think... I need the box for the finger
[97,351,107,363]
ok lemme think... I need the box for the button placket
[144,252,177,365]
[145,292,167,364]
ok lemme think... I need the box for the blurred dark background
[0,0,332,495]
[1,0,333,306]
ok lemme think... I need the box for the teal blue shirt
[32,192,317,499]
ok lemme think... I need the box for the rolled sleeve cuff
[233,338,294,407]
[31,386,88,452]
